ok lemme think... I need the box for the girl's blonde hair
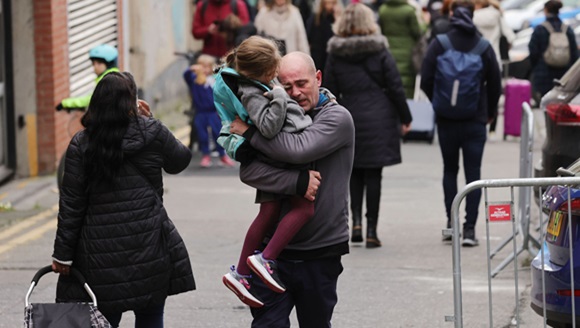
[224,35,282,80]
[334,3,378,37]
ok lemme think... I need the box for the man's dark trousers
[250,256,343,328]
[437,120,487,230]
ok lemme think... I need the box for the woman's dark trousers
[350,167,383,248]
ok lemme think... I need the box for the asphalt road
[0,109,551,327]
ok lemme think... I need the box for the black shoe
[461,228,479,247]
[442,221,452,242]
[351,225,363,242]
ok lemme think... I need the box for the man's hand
[230,116,250,135]
[401,123,412,136]
[137,99,152,117]
[52,260,70,276]
[304,170,322,201]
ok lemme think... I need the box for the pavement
[0,106,553,327]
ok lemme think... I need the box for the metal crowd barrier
[444,103,580,327]
[489,103,540,277]
[446,177,580,327]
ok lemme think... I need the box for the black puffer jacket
[324,33,412,168]
[52,116,195,313]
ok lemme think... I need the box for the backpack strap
[231,0,238,15]
[436,34,453,51]
[470,38,490,56]
[542,20,554,33]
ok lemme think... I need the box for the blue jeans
[102,300,165,328]
[437,120,487,230]
[250,257,343,328]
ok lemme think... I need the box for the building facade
[1,0,196,183]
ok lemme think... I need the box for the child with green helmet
[56,44,120,110]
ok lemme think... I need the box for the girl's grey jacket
[52,116,195,313]
[240,94,355,259]
[238,82,311,138]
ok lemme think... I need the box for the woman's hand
[137,99,152,118]
[401,123,412,136]
[52,260,71,276]
[230,116,250,135]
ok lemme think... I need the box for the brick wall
[33,0,69,174]
[32,0,124,174]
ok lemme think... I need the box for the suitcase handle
[25,265,97,307]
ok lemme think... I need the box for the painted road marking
[0,205,58,242]
[0,218,57,256]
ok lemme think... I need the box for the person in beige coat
[473,0,515,71]
[254,0,310,55]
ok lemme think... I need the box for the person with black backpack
[420,0,502,247]
[528,0,579,102]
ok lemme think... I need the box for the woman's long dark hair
[81,71,138,184]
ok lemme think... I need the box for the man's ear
[315,70,322,87]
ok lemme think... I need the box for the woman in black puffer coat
[324,3,412,249]
[52,72,195,327]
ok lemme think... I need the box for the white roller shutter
[67,0,118,97]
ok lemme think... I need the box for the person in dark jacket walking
[51,72,195,328]
[528,0,579,102]
[324,3,412,248]
[306,0,343,72]
[420,1,502,246]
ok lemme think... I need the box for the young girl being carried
[216,36,316,308]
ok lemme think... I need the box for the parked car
[501,0,536,11]
[534,58,580,181]
[530,158,580,328]
[524,0,580,29]
[504,0,548,32]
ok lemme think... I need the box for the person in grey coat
[52,72,195,328]
[324,3,412,248]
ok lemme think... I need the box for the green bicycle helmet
[88,44,118,68]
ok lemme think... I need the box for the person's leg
[262,197,314,260]
[349,168,364,242]
[250,260,295,328]
[294,257,343,328]
[237,201,281,275]
[249,197,314,293]
[208,112,226,157]
[134,300,165,328]
[461,122,487,233]
[223,201,280,308]
[437,123,461,226]
[364,167,383,248]
[194,113,210,155]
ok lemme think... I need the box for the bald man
[230,52,355,327]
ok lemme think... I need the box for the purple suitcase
[503,78,531,139]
